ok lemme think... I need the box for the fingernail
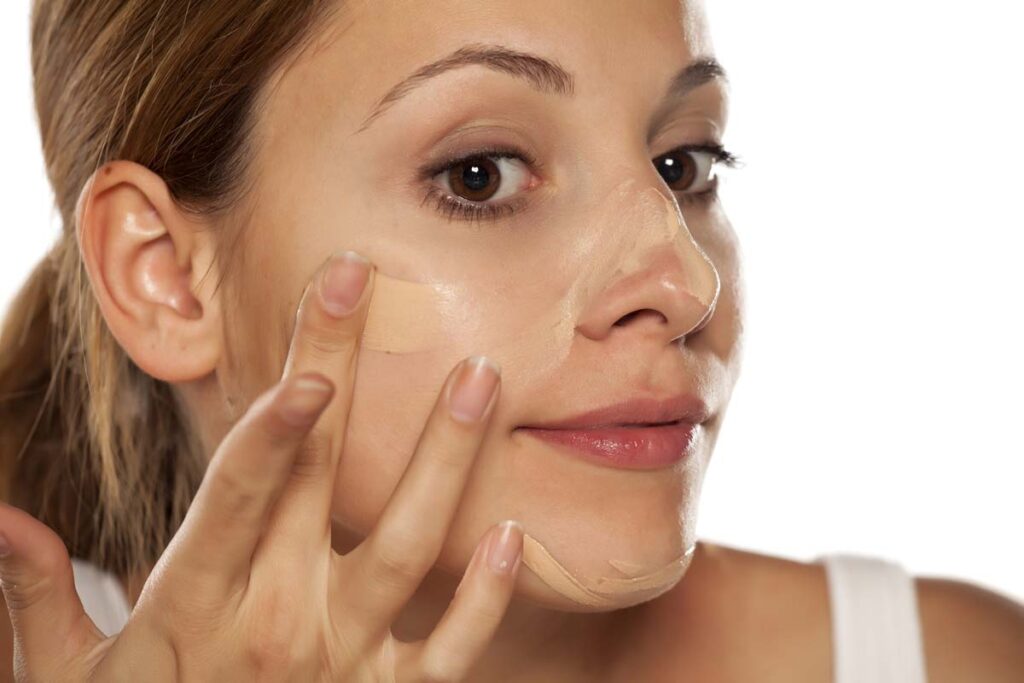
[279,375,334,427]
[319,250,371,318]
[448,356,500,424]
[487,520,523,574]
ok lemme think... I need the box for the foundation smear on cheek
[359,269,576,380]
[360,272,452,354]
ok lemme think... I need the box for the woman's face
[224,0,744,611]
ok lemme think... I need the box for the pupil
[659,156,684,184]
[462,162,491,191]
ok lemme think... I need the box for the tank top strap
[817,552,928,683]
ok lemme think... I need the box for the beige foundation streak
[360,272,449,354]
[607,558,648,577]
[522,532,694,608]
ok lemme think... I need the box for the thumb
[0,502,104,680]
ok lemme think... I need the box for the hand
[0,250,523,682]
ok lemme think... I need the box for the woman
[1,0,1022,680]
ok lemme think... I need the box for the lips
[514,395,710,470]
[519,394,711,430]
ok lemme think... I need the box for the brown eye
[432,153,533,206]
[653,148,720,194]
[447,156,501,201]
[654,150,698,191]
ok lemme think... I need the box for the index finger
[266,250,375,553]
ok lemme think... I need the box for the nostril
[613,309,665,327]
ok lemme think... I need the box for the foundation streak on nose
[587,180,717,310]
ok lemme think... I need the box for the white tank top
[817,552,928,683]
[69,558,133,638]
[70,552,929,680]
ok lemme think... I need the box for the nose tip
[574,180,720,345]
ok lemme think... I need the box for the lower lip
[515,421,700,470]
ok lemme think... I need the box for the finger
[411,520,523,683]
[339,355,500,637]
[167,372,334,590]
[0,502,104,680]
[264,250,374,554]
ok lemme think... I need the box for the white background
[2,2,1021,602]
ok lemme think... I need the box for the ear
[75,160,223,383]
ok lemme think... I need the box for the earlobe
[75,160,222,383]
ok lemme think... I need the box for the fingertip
[319,250,374,319]
[485,520,523,576]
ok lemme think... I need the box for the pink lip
[522,394,711,430]
[517,422,700,470]
[514,395,710,470]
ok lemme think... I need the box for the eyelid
[417,144,542,182]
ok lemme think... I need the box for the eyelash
[418,142,741,225]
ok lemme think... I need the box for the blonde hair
[0,0,336,577]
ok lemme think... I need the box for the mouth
[514,394,710,470]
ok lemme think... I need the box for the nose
[575,181,720,346]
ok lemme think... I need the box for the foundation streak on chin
[354,179,707,607]
[523,533,695,607]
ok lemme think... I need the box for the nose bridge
[574,175,720,344]
[613,178,715,303]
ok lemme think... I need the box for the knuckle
[207,461,262,518]
[1,571,57,613]
[299,317,358,362]
[0,539,73,613]
[289,429,332,476]
[245,590,318,673]
[470,600,506,626]
[417,656,462,683]
[418,422,476,474]
[367,533,432,590]
[428,443,471,473]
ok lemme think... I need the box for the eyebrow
[355,43,727,134]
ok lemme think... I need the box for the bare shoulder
[697,543,1024,682]
[632,541,832,683]
[915,574,1024,683]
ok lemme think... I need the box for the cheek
[328,348,457,534]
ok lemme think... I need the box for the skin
[220,0,742,661]
[3,0,1023,680]
[122,0,748,673]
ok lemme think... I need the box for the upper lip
[519,394,711,430]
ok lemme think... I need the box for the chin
[443,435,705,613]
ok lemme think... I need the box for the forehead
[264,0,714,136]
